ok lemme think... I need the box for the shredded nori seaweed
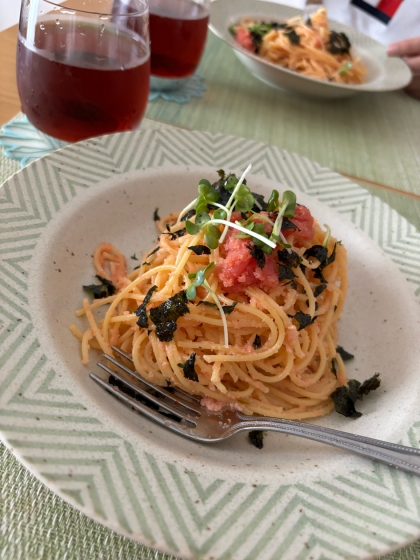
[248,244,266,269]
[180,208,196,222]
[179,353,199,382]
[197,301,238,314]
[314,284,327,297]
[277,249,302,269]
[336,346,355,361]
[153,208,160,221]
[149,290,190,342]
[291,310,315,331]
[135,285,158,329]
[253,334,262,349]
[330,373,381,418]
[83,275,116,299]
[278,264,297,283]
[327,31,351,55]
[188,245,211,255]
[248,430,264,449]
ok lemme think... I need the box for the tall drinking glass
[149,0,210,90]
[17,0,150,142]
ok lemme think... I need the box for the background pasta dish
[229,8,367,84]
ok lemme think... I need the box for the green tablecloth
[1,31,420,560]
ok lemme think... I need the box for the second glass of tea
[17,0,150,143]
[149,0,209,90]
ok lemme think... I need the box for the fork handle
[235,418,420,476]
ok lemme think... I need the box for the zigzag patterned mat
[0,129,419,560]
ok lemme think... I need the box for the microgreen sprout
[270,190,297,245]
[187,263,229,347]
[322,224,332,248]
[219,163,253,243]
[329,61,352,81]
[186,262,214,300]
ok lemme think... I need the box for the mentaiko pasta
[71,167,350,421]
[230,8,367,85]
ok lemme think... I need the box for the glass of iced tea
[17,0,150,142]
[149,0,209,90]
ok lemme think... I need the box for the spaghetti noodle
[71,168,349,420]
[230,8,367,85]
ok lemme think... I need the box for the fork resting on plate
[90,347,420,476]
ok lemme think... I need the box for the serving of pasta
[68,165,381,422]
[229,8,367,84]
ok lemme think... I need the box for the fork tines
[89,347,202,431]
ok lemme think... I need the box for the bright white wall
[0,0,304,32]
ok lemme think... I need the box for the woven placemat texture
[146,33,420,197]
[1,118,420,560]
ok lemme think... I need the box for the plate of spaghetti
[209,0,412,98]
[1,129,420,560]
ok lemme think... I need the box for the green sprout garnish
[270,190,297,244]
[322,224,331,247]
[186,263,229,347]
[180,166,298,255]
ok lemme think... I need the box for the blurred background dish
[209,0,412,99]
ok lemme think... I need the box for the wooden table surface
[0,25,20,126]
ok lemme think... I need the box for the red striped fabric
[376,0,404,17]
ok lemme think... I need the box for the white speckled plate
[1,129,420,560]
[209,0,412,99]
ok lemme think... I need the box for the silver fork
[90,347,420,476]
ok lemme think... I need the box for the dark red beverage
[17,21,150,142]
[149,0,209,78]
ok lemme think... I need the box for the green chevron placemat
[1,128,420,560]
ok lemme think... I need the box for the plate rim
[1,128,420,560]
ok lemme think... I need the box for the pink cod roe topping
[217,205,314,292]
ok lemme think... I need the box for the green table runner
[1,33,420,560]
[146,33,420,201]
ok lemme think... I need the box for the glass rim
[42,0,148,17]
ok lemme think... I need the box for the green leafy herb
[83,275,116,299]
[270,190,297,244]
[153,208,160,221]
[135,285,158,329]
[188,245,211,256]
[179,353,199,382]
[248,430,264,449]
[186,263,214,300]
[149,290,190,342]
[336,346,354,361]
[253,334,262,349]
[267,189,280,212]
